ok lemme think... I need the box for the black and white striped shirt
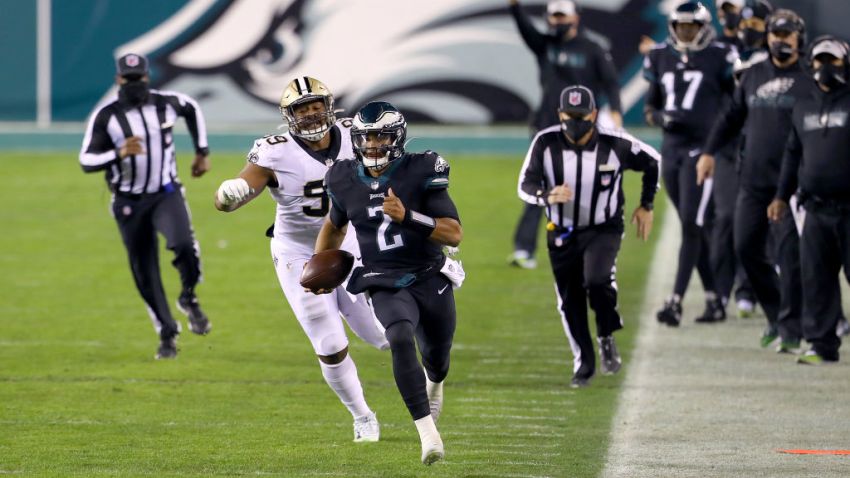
[79,89,208,194]
[518,125,660,230]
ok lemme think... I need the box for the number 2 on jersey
[367,206,404,251]
[661,71,703,111]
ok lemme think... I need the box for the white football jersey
[249,119,355,255]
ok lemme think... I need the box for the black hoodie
[777,83,850,203]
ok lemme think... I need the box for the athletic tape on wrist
[403,209,436,237]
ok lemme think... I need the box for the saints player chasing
[313,101,464,465]
[214,77,388,442]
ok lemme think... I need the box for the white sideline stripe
[451,441,560,449]
[457,413,568,422]
[602,205,677,475]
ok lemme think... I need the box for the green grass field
[0,151,664,477]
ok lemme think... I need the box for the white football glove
[216,178,251,206]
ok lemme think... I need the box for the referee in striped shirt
[79,53,211,360]
[518,85,659,387]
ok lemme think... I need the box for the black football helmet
[351,101,407,169]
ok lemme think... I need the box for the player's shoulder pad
[246,132,294,168]
[413,150,450,190]
[325,158,358,190]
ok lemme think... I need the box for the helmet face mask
[279,77,336,142]
[351,101,407,170]
[668,2,715,52]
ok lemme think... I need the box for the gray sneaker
[598,336,622,375]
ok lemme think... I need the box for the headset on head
[765,8,806,48]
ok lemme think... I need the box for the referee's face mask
[117,74,150,106]
[559,110,597,145]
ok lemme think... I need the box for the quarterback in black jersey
[643,1,736,326]
[315,101,463,465]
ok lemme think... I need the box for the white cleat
[421,437,444,465]
[353,412,380,443]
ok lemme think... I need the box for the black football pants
[799,202,848,360]
[661,143,715,298]
[548,228,622,377]
[370,274,456,420]
[734,189,802,340]
[112,187,202,340]
[711,151,756,303]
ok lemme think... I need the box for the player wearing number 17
[643,1,737,326]
[214,77,388,443]
[315,101,464,465]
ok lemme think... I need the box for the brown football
[300,249,355,291]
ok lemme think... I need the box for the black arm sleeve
[597,47,622,113]
[703,75,749,155]
[421,188,460,222]
[776,123,802,201]
[509,4,547,55]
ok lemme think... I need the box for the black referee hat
[116,53,149,77]
[559,85,596,115]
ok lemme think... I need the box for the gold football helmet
[279,76,336,141]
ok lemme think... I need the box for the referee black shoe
[570,365,595,388]
[656,299,682,327]
[695,296,726,323]
[155,337,178,360]
[177,293,212,335]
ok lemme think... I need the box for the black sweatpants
[799,202,849,360]
[661,143,715,297]
[369,273,456,420]
[111,186,201,340]
[734,188,802,340]
[548,227,622,377]
[711,151,756,303]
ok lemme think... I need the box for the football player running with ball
[313,101,464,465]
[214,77,388,443]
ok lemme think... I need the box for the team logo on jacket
[755,77,794,99]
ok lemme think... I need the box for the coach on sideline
[768,37,850,365]
[78,53,212,360]
[517,85,659,388]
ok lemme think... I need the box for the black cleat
[177,293,211,335]
[695,297,726,323]
[156,337,178,360]
[570,365,595,388]
[598,336,622,375]
[657,299,682,327]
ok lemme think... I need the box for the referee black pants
[111,187,202,340]
[734,188,802,341]
[548,227,622,377]
[799,202,848,360]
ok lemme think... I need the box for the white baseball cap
[548,0,577,16]
[812,39,847,60]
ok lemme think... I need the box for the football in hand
[300,249,355,291]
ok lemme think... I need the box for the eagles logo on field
[116,0,658,124]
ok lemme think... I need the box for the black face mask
[561,117,594,144]
[549,23,574,39]
[740,28,765,49]
[814,63,847,90]
[723,13,740,31]
[769,41,795,62]
[119,80,150,106]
